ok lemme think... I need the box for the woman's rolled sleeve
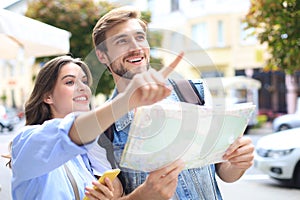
[12,113,95,181]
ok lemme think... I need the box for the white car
[0,105,18,132]
[254,128,300,188]
[272,113,300,132]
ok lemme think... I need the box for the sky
[0,0,19,8]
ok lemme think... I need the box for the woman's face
[44,62,92,118]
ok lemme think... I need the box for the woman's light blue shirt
[11,113,97,200]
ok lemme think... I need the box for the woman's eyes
[66,80,74,85]
[83,80,89,85]
[65,80,88,86]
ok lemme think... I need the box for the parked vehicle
[272,113,300,132]
[254,128,300,188]
[0,105,19,132]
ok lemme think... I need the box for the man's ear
[95,49,109,65]
[43,94,53,105]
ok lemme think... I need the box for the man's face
[104,19,150,79]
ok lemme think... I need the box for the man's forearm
[117,187,143,200]
[215,162,245,183]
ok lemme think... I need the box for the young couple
[11,6,254,200]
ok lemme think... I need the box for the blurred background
[1,0,300,199]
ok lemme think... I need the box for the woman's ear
[43,94,53,105]
[95,49,109,65]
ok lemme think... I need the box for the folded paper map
[120,101,256,172]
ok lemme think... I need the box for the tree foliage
[25,0,155,96]
[245,0,300,74]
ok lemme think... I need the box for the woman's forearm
[69,93,130,145]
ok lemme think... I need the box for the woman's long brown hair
[25,55,92,125]
[4,55,92,168]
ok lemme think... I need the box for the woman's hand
[122,52,184,109]
[84,177,114,200]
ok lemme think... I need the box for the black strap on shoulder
[98,78,204,190]
[98,125,126,188]
[169,79,205,105]
[98,126,116,168]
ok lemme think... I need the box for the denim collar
[109,80,175,131]
[110,88,134,131]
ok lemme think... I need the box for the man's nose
[128,38,141,50]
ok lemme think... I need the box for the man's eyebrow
[112,31,146,41]
[112,34,127,42]
[136,30,146,35]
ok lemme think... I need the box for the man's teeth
[74,97,87,101]
[128,58,142,63]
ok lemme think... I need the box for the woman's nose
[77,81,87,91]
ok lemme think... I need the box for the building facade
[112,0,293,116]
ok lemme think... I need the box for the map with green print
[120,101,256,172]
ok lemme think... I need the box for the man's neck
[114,76,131,93]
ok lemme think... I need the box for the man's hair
[92,6,147,52]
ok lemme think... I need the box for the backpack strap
[98,79,205,188]
[169,79,205,105]
[98,126,116,169]
[98,125,126,187]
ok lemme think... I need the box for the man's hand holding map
[120,101,256,172]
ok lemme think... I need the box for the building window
[217,20,225,47]
[170,32,184,51]
[190,0,204,6]
[171,0,179,12]
[191,22,208,49]
[240,22,256,45]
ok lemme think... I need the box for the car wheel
[293,161,300,188]
[278,124,291,132]
[8,126,14,132]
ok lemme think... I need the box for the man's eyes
[136,35,146,41]
[115,35,146,45]
[116,38,127,45]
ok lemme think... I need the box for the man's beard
[108,57,150,79]
[112,63,150,79]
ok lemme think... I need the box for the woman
[11,54,182,200]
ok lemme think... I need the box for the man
[92,6,254,200]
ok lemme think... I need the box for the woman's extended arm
[69,53,183,145]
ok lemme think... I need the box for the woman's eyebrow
[61,74,76,80]
[61,74,87,81]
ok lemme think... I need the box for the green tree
[26,0,158,98]
[26,0,116,96]
[245,0,300,113]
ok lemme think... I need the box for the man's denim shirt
[110,80,223,200]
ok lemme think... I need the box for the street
[218,123,300,200]
[0,121,21,200]
[1,121,300,199]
